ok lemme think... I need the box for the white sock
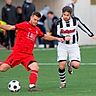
[29,84,35,88]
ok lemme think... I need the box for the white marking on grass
[34,48,55,51]
[80,45,96,49]
[39,63,96,65]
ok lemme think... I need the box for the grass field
[0,46,96,96]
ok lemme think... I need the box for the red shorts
[4,52,35,71]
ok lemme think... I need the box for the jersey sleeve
[0,20,7,32]
[15,22,27,30]
[76,17,94,37]
[37,27,44,37]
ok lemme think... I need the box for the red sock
[29,70,38,85]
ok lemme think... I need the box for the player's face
[47,14,53,19]
[30,15,40,26]
[62,11,71,21]
[5,0,12,5]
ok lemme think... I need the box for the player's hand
[57,38,64,43]
[91,35,96,40]
[65,35,71,41]
[3,30,6,36]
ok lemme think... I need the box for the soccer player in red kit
[0,11,64,92]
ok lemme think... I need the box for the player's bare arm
[72,0,78,4]
[0,24,15,31]
[42,34,64,42]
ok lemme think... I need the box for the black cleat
[67,62,73,75]
[28,86,41,92]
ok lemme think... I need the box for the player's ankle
[29,84,35,88]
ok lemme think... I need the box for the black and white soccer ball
[8,80,21,92]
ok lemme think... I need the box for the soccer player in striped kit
[57,6,96,88]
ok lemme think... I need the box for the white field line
[39,63,96,65]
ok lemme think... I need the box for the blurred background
[0,0,96,46]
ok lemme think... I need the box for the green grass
[0,46,96,96]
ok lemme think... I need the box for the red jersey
[14,21,44,54]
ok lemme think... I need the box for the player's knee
[28,62,39,71]
[71,61,80,69]
[73,64,80,69]
[0,67,7,72]
[0,64,11,72]
[59,61,66,70]
[72,63,80,69]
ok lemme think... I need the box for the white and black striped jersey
[56,16,94,44]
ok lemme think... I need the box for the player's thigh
[57,45,67,62]
[22,55,39,71]
[4,52,21,67]
[69,45,81,62]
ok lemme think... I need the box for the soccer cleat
[59,82,66,88]
[67,61,73,75]
[28,85,40,92]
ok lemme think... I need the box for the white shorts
[57,43,81,62]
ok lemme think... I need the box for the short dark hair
[62,6,72,14]
[32,11,41,18]
[47,11,54,15]
[16,6,22,9]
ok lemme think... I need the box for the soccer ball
[8,80,21,92]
